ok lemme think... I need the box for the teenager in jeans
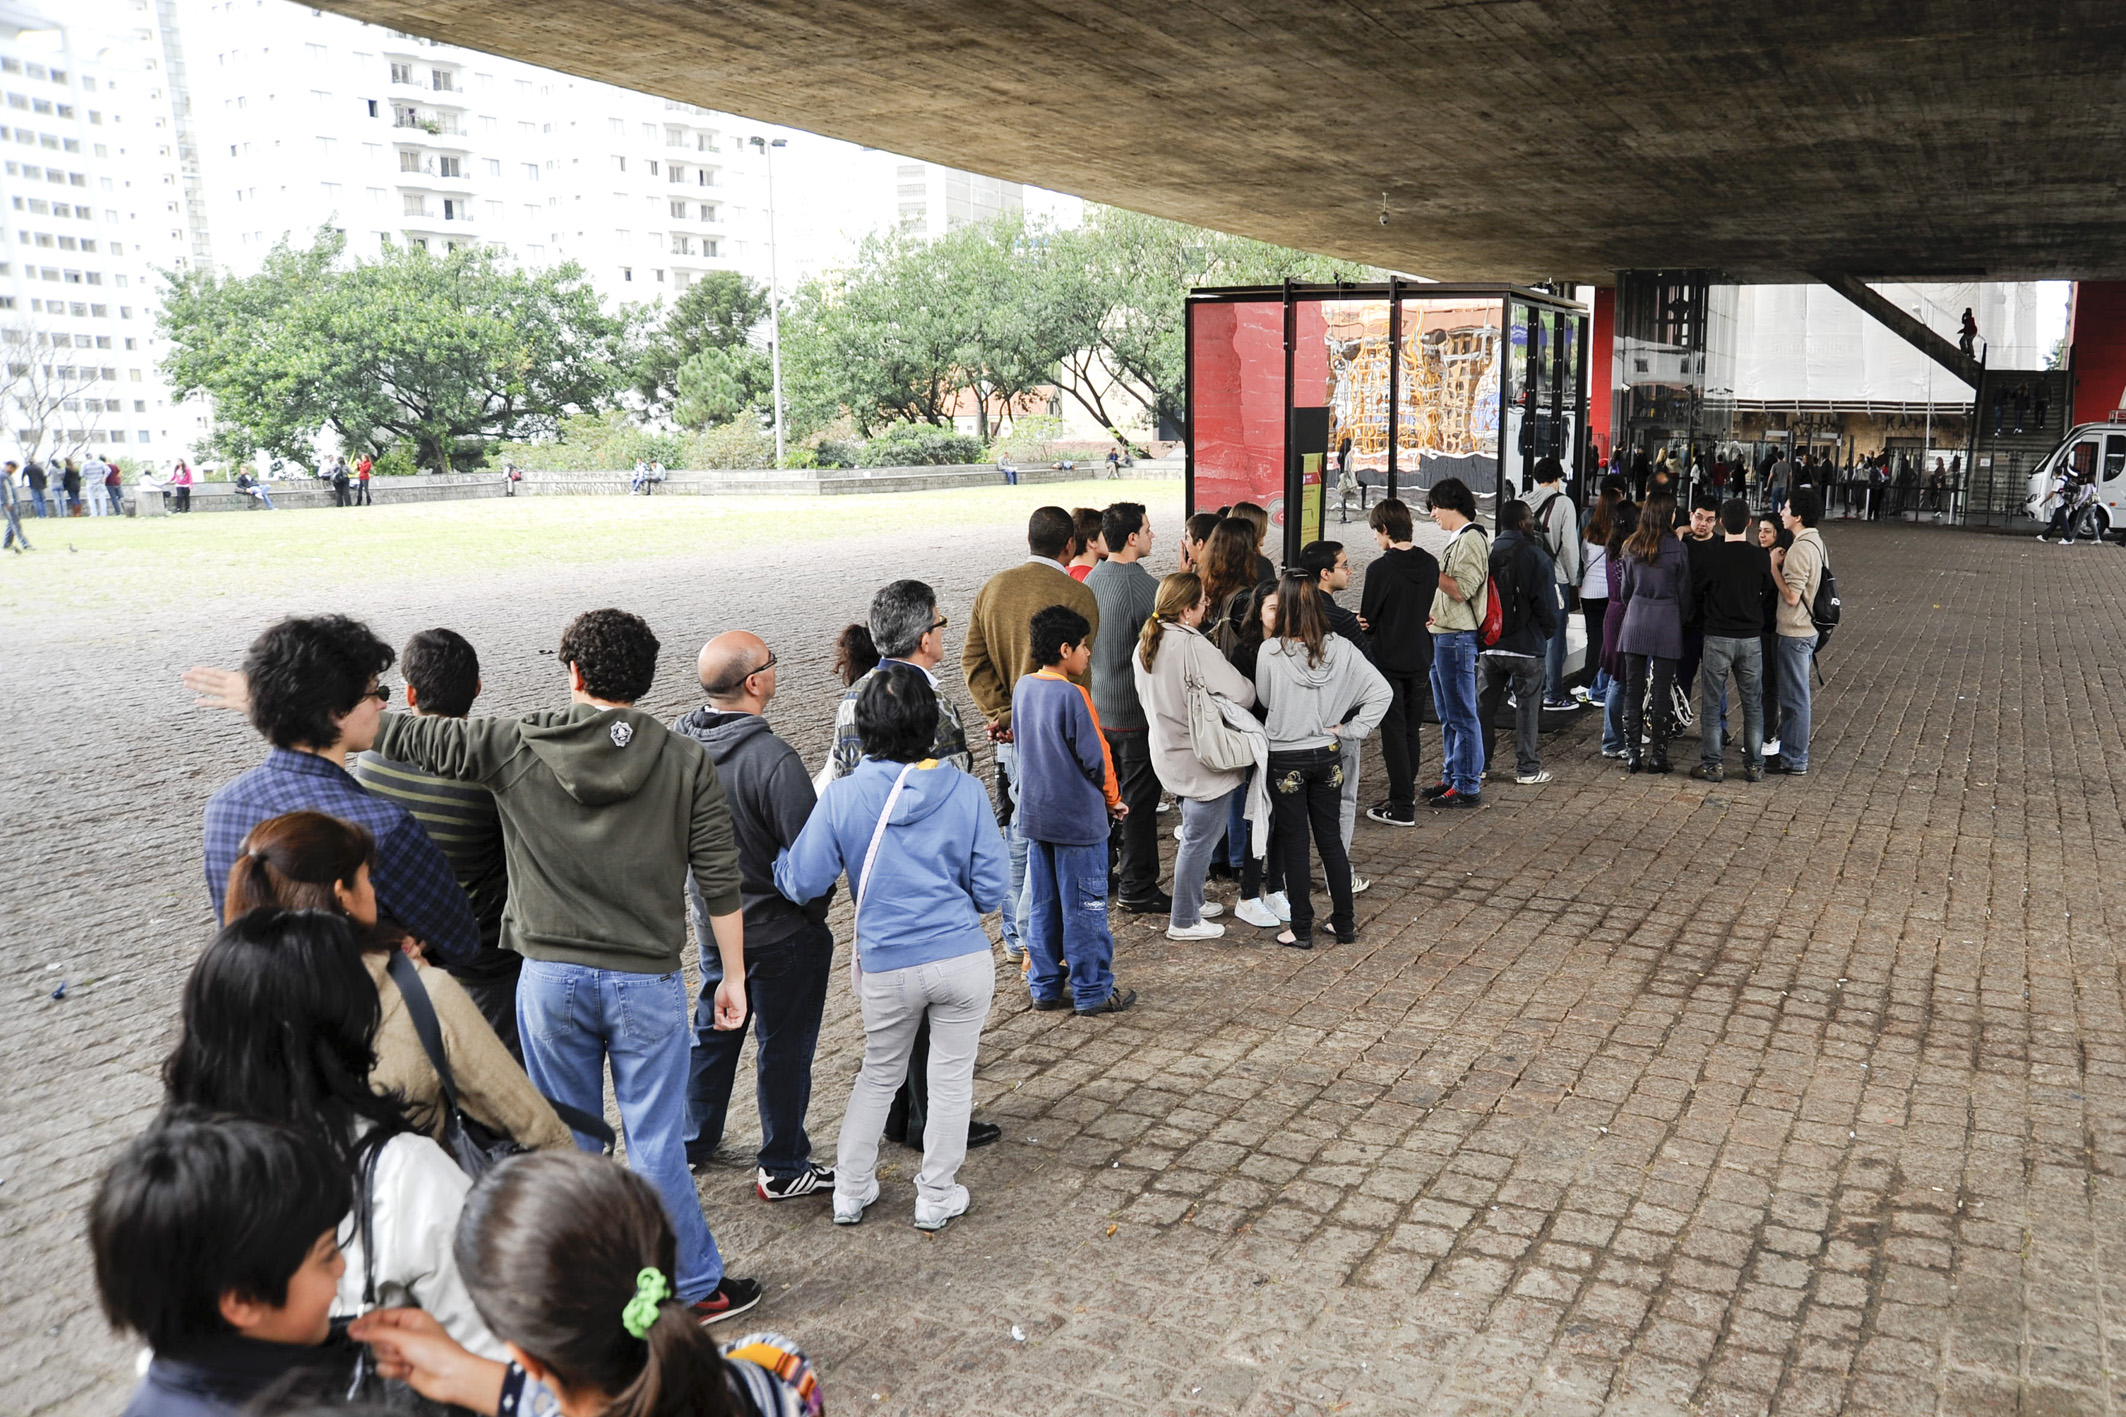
[1255,573,1390,950]
[1423,478,1490,809]
[1769,487,1828,775]
[775,664,1009,1232]
[197,611,761,1322]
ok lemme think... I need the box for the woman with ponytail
[1133,572,1259,943]
[226,810,571,1154]
[164,907,504,1358]
[350,1151,819,1417]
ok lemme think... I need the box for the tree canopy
[631,270,773,423]
[159,229,633,470]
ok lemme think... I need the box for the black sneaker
[967,1119,1003,1148]
[1429,789,1482,809]
[1117,891,1173,914]
[1029,994,1069,1012]
[1743,761,1765,783]
[1764,760,1808,776]
[1366,803,1418,827]
[689,1276,763,1326]
[1420,781,1453,801]
[1076,987,1138,1016]
[756,1162,833,1201]
[1689,764,1723,783]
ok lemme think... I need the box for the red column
[1590,287,1616,464]
[2069,282,2126,426]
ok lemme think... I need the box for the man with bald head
[673,630,836,1201]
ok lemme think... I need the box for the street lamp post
[750,135,788,466]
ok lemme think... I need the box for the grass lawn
[0,479,1183,619]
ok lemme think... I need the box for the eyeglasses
[931,614,949,631]
[751,653,778,676]
[365,684,390,704]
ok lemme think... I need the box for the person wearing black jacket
[673,630,837,1202]
[1360,499,1439,826]
[1690,499,1780,783]
[1476,501,1560,785]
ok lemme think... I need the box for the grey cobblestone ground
[4,505,2122,1415]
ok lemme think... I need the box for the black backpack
[1810,557,1840,651]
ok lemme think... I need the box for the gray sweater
[1255,633,1393,753]
[1085,557,1159,731]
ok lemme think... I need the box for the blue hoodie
[773,756,1008,973]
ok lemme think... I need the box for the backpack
[1449,524,1504,648]
[1208,586,1254,656]
[1810,557,1840,650]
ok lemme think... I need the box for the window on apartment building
[665,126,684,147]
[442,199,458,221]
[366,100,378,117]
[403,194,426,216]
[483,158,500,177]
[670,234,690,255]
[667,165,683,184]
[653,269,663,282]
[523,163,538,181]
[613,155,625,172]
[669,199,687,219]
[389,62,413,84]
[437,156,459,178]
[431,70,453,92]
[700,203,717,223]
[646,160,658,176]
[400,149,420,172]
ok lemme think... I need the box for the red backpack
[1453,524,1504,646]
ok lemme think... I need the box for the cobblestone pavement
[5,506,2123,1416]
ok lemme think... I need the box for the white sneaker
[1200,901,1225,919]
[1166,919,1226,941]
[1234,896,1280,928]
[1516,769,1553,785]
[1349,875,1371,894]
[913,1184,970,1232]
[833,1180,879,1226]
[1267,891,1292,922]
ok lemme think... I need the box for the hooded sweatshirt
[371,704,741,975]
[670,706,830,954]
[774,756,1008,974]
[1255,632,1393,753]
[1359,544,1440,675]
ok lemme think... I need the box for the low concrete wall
[164,460,1178,512]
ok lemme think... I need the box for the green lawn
[0,480,1182,618]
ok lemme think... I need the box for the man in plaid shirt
[193,615,478,965]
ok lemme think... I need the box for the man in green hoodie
[189,609,761,1324]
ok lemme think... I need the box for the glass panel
[1396,297,1504,496]
[1188,300,1287,518]
[2106,434,2126,481]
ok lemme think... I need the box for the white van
[2024,421,2126,541]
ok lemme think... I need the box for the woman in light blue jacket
[775,663,1008,1233]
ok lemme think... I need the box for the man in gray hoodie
[673,630,836,1203]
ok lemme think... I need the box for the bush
[855,424,985,468]
[373,446,420,478]
[991,413,1066,463]
[812,438,859,469]
[485,410,775,472]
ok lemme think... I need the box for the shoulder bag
[1183,652,1257,772]
[386,952,614,1177]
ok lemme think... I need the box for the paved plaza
[3,498,2123,1416]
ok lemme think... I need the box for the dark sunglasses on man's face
[365,684,390,704]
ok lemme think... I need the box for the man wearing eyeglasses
[189,615,481,967]
[673,630,839,1203]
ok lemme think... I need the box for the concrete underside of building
[311,0,2126,283]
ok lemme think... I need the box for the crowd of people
[88,468,1840,1414]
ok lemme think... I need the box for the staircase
[1964,369,2073,523]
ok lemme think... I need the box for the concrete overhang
[314,1,2126,283]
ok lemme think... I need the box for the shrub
[855,424,985,468]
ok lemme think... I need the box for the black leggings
[1621,653,1677,761]
[1268,747,1353,941]
[1580,599,1607,674]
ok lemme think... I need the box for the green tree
[782,229,974,437]
[674,344,772,429]
[160,229,634,470]
[631,270,772,420]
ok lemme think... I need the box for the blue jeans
[517,961,723,1300]
[1428,630,1482,795]
[1171,788,1237,929]
[28,489,46,517]
[687,921,832,1179]
[1699,635,1763,768]
[1543,582,1570,701]
[105,485,124,515]
[1775,633,1817,769]
[1025,839,1115,1009]
[1602,675,1625,754]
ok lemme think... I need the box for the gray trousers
[1699,635,1764,767]
[1478,653,1544,777]
[837,950,994,1208]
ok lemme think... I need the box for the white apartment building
[174,0,781,307]
[0,0,192,465]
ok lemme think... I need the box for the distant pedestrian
[1755,515,1791,759]
[1575,477,1625,712]
[103,457,125,515]
[1689,499,1780,783]
[996,453,1018,486]
[1,462,29,552]
[355,456,373,506]
[1959,307,1977,357]
[1597,502,1641,759]
[331,460,351,508]
[23,456,47,517]
[1476,500,1559,786]
[1295,539,1372,870]
[1360,499,1438,827]
[60,457,82,515]
[169,459,195,513]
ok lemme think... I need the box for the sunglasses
[365,684,391,704]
